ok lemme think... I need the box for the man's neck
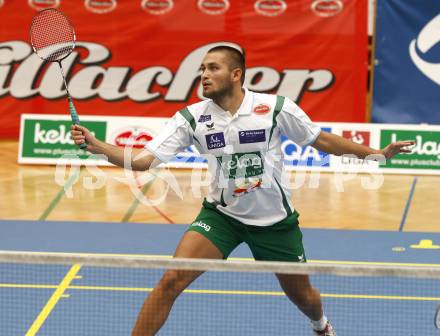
[213,87,245,116]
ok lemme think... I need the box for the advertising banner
[19,114,440,175]
[380,129,440,170]
[1,0,368,139]
[372,0,440,124]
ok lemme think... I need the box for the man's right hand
[71,124,100,153]
[70,124,156,171]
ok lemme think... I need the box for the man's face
[200,51,235,100]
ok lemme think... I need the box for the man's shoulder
[247,90,289,114]
[183,99,213,116]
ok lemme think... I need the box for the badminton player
[71,45,414,336]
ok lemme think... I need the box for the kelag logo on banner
[21,119,106,159]
[380,130,440,170]
[373,1,440,124]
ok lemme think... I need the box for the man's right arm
[71,125,157,171]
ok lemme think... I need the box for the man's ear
[231,68,243,83]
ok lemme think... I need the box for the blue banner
[372,1,440,124]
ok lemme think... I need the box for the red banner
[0,0,368,139]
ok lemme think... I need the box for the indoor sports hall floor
[1,140,440,335]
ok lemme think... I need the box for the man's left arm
[312,131,414,160]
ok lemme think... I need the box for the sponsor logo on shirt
[198,114,212,123]
[206,122,215,131]
[239,129,266,144]
[219,151,264,178]
[191,221,211,232]
[205,132,225,149]
[253,103,271,115]
[233,177,262,197]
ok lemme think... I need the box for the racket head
[435,305,440,329]
[30,8,76,62]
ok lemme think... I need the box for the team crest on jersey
[198,114,212,122]
[253,103,271,115]
[205,132,225,149]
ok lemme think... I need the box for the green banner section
[22,119,107,159]
[380,130,440,170]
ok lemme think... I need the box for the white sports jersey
[146,88,321,226]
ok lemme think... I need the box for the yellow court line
[25,264,82,336]
[11,250,440,267]
[65,285,440,302]
[0,284,57,289]
[320,293,440,301]
[1,282,439,302]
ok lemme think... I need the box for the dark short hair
[207,45,246,85]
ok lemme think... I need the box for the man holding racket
[72,46,414,336]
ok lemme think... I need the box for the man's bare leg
[276,273,323,321]
[132,231,223,336]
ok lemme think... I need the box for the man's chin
[202,90,215,99]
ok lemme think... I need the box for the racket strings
[30,9,75,62]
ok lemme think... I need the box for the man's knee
[288,285,320,309]
[157,270,198,297]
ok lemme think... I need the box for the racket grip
[68,98,88,149]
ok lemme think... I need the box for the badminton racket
[30,8,87,149]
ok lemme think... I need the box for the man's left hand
[381,140,415,160]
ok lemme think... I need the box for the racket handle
[68,98,88,149]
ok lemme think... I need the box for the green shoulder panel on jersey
[268,95,285,144]
[178,107,196,132]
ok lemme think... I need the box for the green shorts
[187,200,306,262]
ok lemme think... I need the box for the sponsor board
[20,117,106,162]
[109,127,154,149]
[18,115,440,175]
[381,130,440,170]
[281,127,332,169]
[0,2,368,139]
[373,2,440,124]
[332,128,380,171]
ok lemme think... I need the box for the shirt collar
[209,87,253,116]
[237,87,253,116]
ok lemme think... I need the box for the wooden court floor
[1,140,438,232]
